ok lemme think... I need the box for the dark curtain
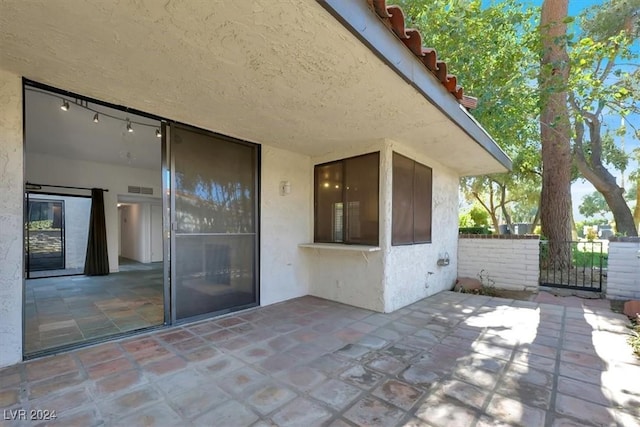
[84,188,110,276]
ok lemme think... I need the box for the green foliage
[585,227,599,241]
[469,205,489,226]
[459,211,474,227]
[579,191,610,218]
[629,319,640,360]
[28,220,54,231]
[573,248,608,267]
[397,0,542,227]
[459,226,492,235]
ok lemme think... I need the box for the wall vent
[127,186,154,195]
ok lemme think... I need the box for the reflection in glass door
[26,197,65,274]
[170,124,259,320]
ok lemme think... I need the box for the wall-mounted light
[93,113,99,123]
[156,129,162,138]
[126,118,133,133]
[279,181,291,196]
[60,100,69,111]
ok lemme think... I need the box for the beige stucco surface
[0,70,23,367]
[0,0,505,176]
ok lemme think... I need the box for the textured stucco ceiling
[0,0,507,175]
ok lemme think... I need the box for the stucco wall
[383,141,460,312]
[606,238,640,300]
[458,235,540,291]
[260,145,311,306]
[26,152,160,273]
[0,69,23,367]
[304,141,387,312]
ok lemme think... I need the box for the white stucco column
[0,69,23,367]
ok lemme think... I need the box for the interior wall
[119,203,151,263]
[383,140,460,312]
[260,145,312,306]
[150,204,163,263]
[0,69,23,367]
[26,152,160,272]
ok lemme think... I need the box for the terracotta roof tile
[366,0,476,108]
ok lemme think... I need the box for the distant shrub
[28,220,53,230]
[459,227,492,235]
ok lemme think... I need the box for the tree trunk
[572,117,639,236]
[540,0,573,264]
[574,154,638,236]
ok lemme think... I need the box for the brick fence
[458,234,540,291]
[606,237,640,300]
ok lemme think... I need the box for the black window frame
[392,152,433,246]
[314,152,380,246]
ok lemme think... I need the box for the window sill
[298,243,381,252]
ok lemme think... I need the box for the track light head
[93,113,99,123]
[60,100,69,111]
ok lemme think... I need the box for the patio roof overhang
[0,0,510,175]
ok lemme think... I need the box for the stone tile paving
[1,291,638,427]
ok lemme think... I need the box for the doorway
[22,81,260,356]
[170,124,259,321]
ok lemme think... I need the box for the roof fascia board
[317,0,512,172]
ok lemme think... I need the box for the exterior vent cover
[128,186,153,195]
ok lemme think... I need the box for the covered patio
[1,292,637,426]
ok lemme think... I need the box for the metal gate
[539,240,606,292]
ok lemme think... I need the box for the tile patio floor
[1,291,638,427]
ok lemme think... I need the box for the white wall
[303,140,387,312]
[150,205,163,263]
[26,152,160,272]
[606,239,640,300]
[0,69,23,367]
[120,203,150,263]
[383,141,460,312]
[260,146,311,306]
[458,236,540,291]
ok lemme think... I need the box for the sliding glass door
[170,124,259,321]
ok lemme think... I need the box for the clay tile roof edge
[366,0,473,107]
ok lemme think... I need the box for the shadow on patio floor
[0,291,638,426]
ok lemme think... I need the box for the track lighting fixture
[27,87,162,134]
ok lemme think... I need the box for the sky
[485,0,640,221]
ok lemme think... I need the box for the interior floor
[24,258,163,355]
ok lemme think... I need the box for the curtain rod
[26,182,109,192]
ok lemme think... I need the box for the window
[392,152,432,245]
[314,152,379,245]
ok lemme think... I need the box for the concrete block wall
[606,237,640,300]
[458,235,540,291]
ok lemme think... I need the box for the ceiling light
[60,100,69,111]
[156,129,162,138]
[93,113,99,123]
[126,119,133,133]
